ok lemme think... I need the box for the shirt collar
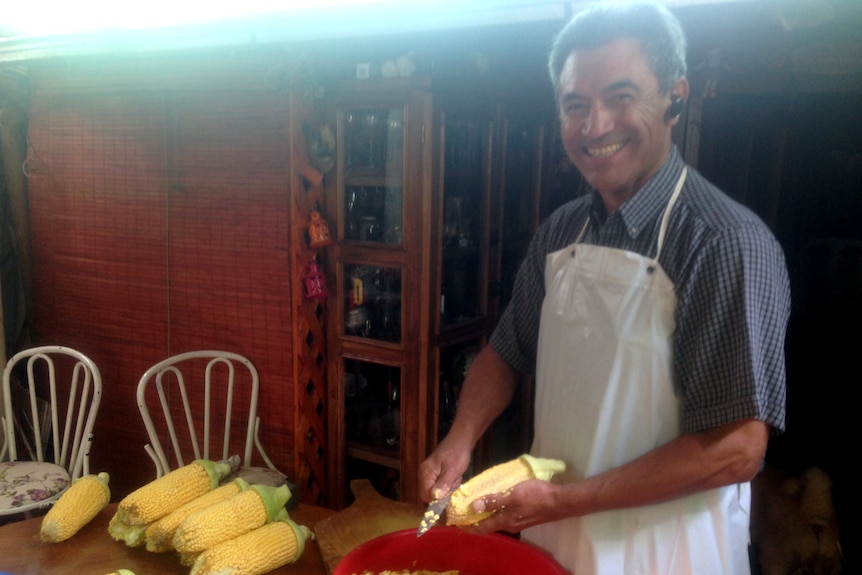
[588,147,686,239]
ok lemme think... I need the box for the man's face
[557,37,684,208]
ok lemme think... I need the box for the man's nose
[581,103,613,137]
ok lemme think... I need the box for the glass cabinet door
[343,358,402,499]
[440,117,490,328]
[342,262,402,343]
[341,107,404,246]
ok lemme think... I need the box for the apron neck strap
[655,167,687,262]
[575,216,590,244]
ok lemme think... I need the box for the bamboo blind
[23,54,309,499]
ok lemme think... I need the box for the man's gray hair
[548,2,688,96]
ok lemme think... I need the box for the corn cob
[40,472,111,542]
[145,478,250,553]
[176,509,290,568]
[112,459,231,527]
[108,459,232,547]
[102,571,136,575]
[173,482,291,554]
[190,517,313,575]
[446,453,566,526]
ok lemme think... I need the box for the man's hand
[463,479,566,534]
[418,434,471,503]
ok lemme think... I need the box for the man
[419,3,790,574]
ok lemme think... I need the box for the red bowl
[331,527,568,575]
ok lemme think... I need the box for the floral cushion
[0,461,70,510]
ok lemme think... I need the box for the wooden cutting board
[314,479,426,574]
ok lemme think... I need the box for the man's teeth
[588,142,624,158]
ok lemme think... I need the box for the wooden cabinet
[324,79,502,507]
[324,78,434,507]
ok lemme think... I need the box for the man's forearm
[558,418,768,516]
[446,346,519,451]
[470,418,769,533]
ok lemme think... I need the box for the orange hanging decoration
[308,203,334,248]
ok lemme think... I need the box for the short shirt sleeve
[673,223,791,435]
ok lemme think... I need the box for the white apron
[523,169,751,575]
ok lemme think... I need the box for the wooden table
[0,502,334,575]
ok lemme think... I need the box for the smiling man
[420,3,791,574]
[556,34,686,211]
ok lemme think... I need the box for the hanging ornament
[304,257,329,299]
[307,202,334,248]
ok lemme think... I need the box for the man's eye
[564,103,588,116]
[609,94,634,107]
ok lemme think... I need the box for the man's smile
[584,140,626,158]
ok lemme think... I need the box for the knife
[417,492,452,537]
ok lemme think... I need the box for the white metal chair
[136,350,286,487]
[0,416,7,462]
[0,346,102,517]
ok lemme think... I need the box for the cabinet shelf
[344,170,403,187]
[347,441,401,469]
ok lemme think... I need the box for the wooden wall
[23,49,299,499]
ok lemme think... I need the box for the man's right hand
[418,433,472,502]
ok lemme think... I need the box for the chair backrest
[1,346,102,481]
[0,416,8,462]
[136,350,262,477]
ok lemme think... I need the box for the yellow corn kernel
[173,483,291,554]
[446,454,566,526]
[190,518,312,575]
[145,478,249,553]
[113,459,232,527]
[40,472,111,542]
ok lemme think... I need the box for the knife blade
[417,492,452,537]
